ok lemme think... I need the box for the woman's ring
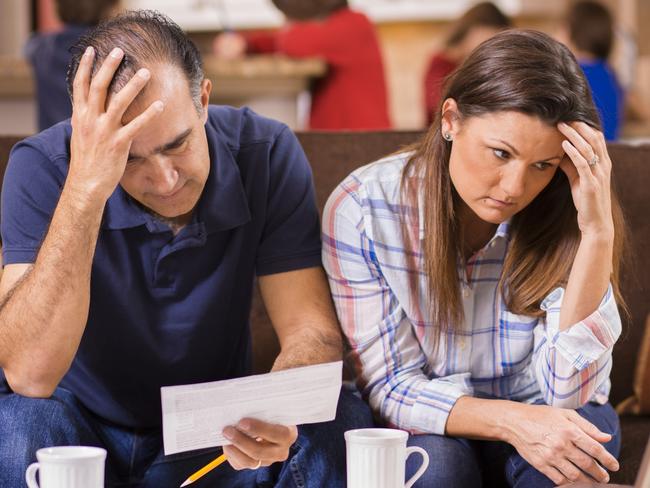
[588,154,599,166]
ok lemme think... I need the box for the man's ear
[199,78,212,123]
[441,98,461,138]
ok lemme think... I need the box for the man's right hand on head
[67,46,164,203]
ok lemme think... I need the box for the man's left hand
[222,418,298,470]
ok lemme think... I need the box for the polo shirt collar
[101,122,251,233]
[195,122,251,233]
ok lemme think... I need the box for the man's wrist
[61,180,111,214]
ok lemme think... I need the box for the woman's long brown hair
[401,30,628,350]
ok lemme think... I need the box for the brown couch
[0,133,648,484]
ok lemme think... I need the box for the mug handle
[404,446,429,488]
[25,462,40,488]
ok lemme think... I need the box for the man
[0,10,371,487]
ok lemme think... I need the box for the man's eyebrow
[128,128,193,160]
[489,138,563,162]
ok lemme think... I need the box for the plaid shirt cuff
[408,373,474,435]
[542,286,621,371]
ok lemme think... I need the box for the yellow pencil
[180,453,227,487]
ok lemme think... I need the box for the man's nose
[148,156,180,195]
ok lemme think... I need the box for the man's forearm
[0,184,105,396]
[272,326,343,371]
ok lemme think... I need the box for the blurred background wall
[1,0,648,140]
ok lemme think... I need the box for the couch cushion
[608,144,650,406]
[612,416,650,484]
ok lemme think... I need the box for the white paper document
[161,361,343,455]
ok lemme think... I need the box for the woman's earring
[443,133,453,142]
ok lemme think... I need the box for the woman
[213,0,390,130]
[423,2,511,126]
[323,30,625,487]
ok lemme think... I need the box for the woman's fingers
[555,458,591,483]
[572,121,608,162]
[539,464,570,486]
[561,139,597,186]
[558,121,611,175]
[572,433,619,472]
[558,122,598,164]
[566,413,618,473]
[568,410,613,444]
[566,448,610,483]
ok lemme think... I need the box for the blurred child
[25,0,120,131]
[423,2,511,125]
[214,0,390,130]
[559,1,623,140]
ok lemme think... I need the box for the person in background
[558,1,624,141]
[324,30,625,487]
[25,0,120,131]
[214,0,390,131]
[423,2,511,126]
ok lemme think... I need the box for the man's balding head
[67,10,204,112]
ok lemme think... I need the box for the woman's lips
[485,197,515,208]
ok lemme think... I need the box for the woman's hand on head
[504,403,619,485]
[557,122,614,240]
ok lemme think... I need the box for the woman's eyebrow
[488,138,562,161]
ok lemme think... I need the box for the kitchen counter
[0,57,33,99]
[0,55,325,132]
[0,55,325,101]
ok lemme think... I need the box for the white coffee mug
[25,446,106,488]
[345,428,429,488]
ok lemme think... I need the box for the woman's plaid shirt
[322,153,621,435]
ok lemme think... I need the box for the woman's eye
[534,162,553,171]
[493,149,509,160]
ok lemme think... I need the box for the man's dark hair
[56,0,119,25]
[271,0,348,21]
[66,10,204,111]
[567,1,614,60]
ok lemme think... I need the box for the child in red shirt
[215,0,390,130]
[423,2,510,126]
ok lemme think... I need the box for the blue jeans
[0,386,373,487]
[405,402,621,488]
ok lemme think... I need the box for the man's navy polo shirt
[0,106,322,428]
